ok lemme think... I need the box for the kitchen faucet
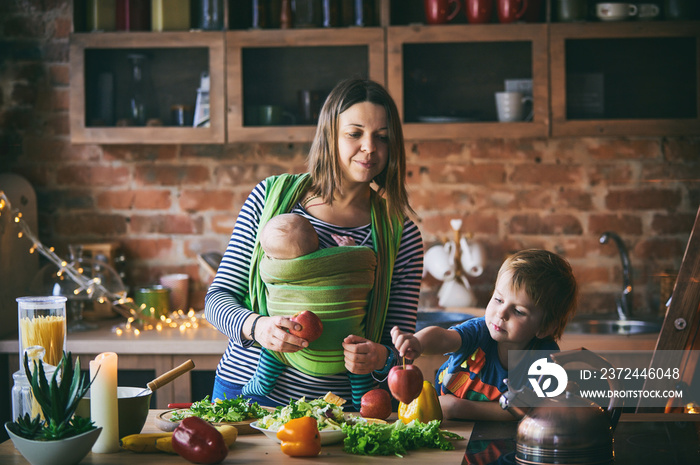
[600,231,633,320]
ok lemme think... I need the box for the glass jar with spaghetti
[17,296,67,367]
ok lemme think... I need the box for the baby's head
[260,213,319,260]
[497,249,578,341]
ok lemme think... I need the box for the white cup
[495,91,533,122]
[596,3,638,21]
[424,244,454,280]
[637,3,660,19]
[459,237,485,277]
[159,273,189,311]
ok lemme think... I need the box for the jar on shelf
[195,0,224,30]
[87,0,117,31]
[151,0,191,31]
[116,0,150,31]
[293,0,321,28]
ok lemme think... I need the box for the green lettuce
[341,419,463,457]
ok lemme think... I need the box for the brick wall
[1,1,698,317]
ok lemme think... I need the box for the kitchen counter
[0,409,474,464]
[0,319,229,408]
[0,316,660,408]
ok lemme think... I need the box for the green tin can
[134,285,170,319]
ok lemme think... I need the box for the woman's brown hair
[306,78,413,220]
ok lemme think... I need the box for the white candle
[89,352,120,453]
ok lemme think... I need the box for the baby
[260,213,355,259]
[245,213,375,409]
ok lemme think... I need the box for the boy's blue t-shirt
[435,317,559,401]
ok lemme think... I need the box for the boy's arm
[414,326,462,356]
[439,394,516,421]
[391,325,462,360]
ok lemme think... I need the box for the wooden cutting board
[0,174,39,339]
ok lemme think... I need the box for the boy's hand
[390,326,422,360]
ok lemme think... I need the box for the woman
[204,78,423,408]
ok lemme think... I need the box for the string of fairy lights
[0,190,205,335]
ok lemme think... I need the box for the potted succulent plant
[4,351,101,465]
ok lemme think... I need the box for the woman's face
[336,101,389,186]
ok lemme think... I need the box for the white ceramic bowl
[249,421,345,445]
[4,422,102,465]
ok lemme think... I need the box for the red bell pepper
[172,416,228,464]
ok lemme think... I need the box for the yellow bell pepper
[398,380,443,424]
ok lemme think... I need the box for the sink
[565,318,662,335]
[416,311,475,331]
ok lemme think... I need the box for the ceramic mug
[424,243,454,280]
[556,0,588,21]
[459,237,485,277]
[495,91,533,122]
[424,0,461,24]
[497,0,529,23]
[596,2,638,21]
[298,89,322,125]
[258,105,295,126]
[465,0,493,23]
[637,3,660,19]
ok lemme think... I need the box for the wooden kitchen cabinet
[387,23,549,139]
[70,32,226,144]
[550,22,700,137]
[68,0,700,144]
[225,27,385,142]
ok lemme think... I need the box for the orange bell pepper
[276,416,322,457]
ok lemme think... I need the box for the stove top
[461,419,700,465]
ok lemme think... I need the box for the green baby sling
[247,173,403,376]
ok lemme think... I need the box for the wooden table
[0,410,475,464]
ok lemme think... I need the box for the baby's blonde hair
[497,249,578,341]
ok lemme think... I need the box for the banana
[155,435,176,454]
[121,432,173,453]
[122,425,238,454]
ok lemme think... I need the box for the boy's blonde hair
[497,249,578,341]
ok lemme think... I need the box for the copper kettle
[499,349,624,465]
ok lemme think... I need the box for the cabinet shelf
[550,22,700,137]
[70,32,226,144]
[388,24,549,139]
[226,27,385,142]
[68,6,700,144]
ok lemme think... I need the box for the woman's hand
[390,326,422,360]
[342,335,386,374]
[249,315,309,353]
